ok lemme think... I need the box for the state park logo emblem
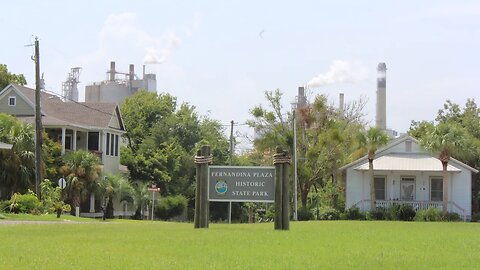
[215,180,228,195]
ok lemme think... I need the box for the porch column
[102,131,106,163]
[86,132,89,151]
[61,127,66,155]
[72,130,77,151]
[89,193,95,213]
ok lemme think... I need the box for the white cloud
[306,60,370,88]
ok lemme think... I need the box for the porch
[353,199,466,221]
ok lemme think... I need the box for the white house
[340,135,478,220]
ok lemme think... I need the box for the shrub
[0,200,10,212]
[297,207,314,221]
[471,212,480,222]
[155,195,188,220]
[397,204,416,221]
[319,207,340,220]
[414,208,441,222]
[0,213,5,219]
[385,204,401,220]
[441,212,461,222]
[8,191,43,214]
[367,207,386,220]
[343,206,365,220]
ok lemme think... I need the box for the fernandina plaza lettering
[208,166,275,202]
[211,171,274,178]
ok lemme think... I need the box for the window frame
[374,176,386,201]
[8,96,16,106]
[430,177,443,202]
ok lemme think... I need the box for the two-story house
[0,83,126,173]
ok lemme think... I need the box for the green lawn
[0,219,479,269]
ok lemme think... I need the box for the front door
[401,177,415,201]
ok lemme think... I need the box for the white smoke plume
[307,60,369,88]
[143,33,181,64]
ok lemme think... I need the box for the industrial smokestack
[109,61,116,81]
[297,86,306,108]
[129,64,135,81]
[376,63,387,130]
[339,93,344,115]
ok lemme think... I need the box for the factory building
[85,61,157,104]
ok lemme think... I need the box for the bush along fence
[302,204,462,222]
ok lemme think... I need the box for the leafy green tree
[247,91,365,209]
[121,91,229,202]
[354,127,389,210]
[60,150,101,210]
[121,90,176,152]
[0,64,27,90]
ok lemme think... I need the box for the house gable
[340,135,478,173]
[0,84,35,116]
[107,105,125,131]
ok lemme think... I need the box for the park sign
[208,166,275,202]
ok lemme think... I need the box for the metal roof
[353,153,462,172]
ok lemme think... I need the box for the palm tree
[421,123,468,214]
[131,181,150,220]
[96,173,134,219]
[355,127,389,210]
[61,150,101,211]
[0,115,35,198]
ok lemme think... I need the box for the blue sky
[2,1,479,150]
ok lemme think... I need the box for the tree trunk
[72,191,81,212]
[369,159,376,210]
[442,161,449,214]
[301,185,308,209]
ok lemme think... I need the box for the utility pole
[228,120,234,224]
[34,37,43,199]
[292,107,298,221]
[229,120,234,165]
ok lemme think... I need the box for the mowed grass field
[1,217,479,269]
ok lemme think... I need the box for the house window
[88,132,99,151]
[401,177,415,201]
[58,135,72,150]
[430,177,443,202]
[8,96,16,106]
[110,133,114,156]
[106,133,110,155]
[374,177,386,200]
[114,135,119,157]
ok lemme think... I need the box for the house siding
[0,87,34,115]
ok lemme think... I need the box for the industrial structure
[62,67,81,102]
[376,62,387,131]
[85,61,157,104]
[375,62,400,137]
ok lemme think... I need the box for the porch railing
[353,200,466,221]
